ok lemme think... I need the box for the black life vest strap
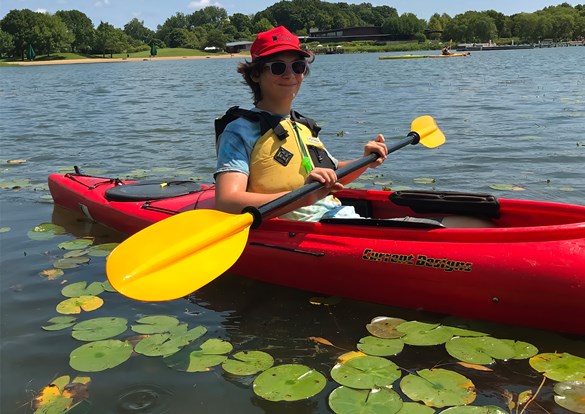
[214,107,322,153]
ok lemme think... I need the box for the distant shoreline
[5,54,242,66]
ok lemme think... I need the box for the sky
[1,0,579,30]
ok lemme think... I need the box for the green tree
[0,9,39,59]
[124,17,155,43]
[0,29,14,57]
[205,27,227,49]
[55,10,94,53]
[32,13,74,56]
[230,13,252,37]
[156,12,188,46]
[189,6,228,28]
[252,17,274,34]
[93,21,126,57]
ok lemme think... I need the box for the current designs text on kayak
[362,248,473,273]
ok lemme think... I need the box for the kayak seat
[105,181,202,202]
[389,190,500,219]
[336,197,372,217]
[320,217,444,228]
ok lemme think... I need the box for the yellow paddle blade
[411,115,446,148]
[106,209,254,301]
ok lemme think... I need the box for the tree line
[1,0,584,59]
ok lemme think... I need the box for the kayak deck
[48,172,585,335]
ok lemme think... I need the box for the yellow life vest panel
[248,118,335,194]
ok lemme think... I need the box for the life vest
[215,107,336,194]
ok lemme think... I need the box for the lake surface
[1,48,584,413]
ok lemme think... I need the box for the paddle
[106,115,446,302]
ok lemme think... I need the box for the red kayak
[48,171,585,335]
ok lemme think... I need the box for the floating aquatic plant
[399,368,476,408]
[32,375,91,414]
[331,355,401,389]
[329,386,403,414]
[253,364,327,401]
[56,295,104,315]
[529,353,585,382]
[69,340,133,372]
[222,351,274,376]
[27,223,66,241]
[72,317,128,341]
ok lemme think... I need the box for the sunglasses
[264,60,307,76]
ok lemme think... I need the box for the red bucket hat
[250,26,311,61]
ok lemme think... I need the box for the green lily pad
[0,227,11,233]
[398,321,454,346]
[501,339,539,359]
[163,339,232,372]
[357,336,404,356]
[397,402,436,414]
[331,355,401,389]
[58,238,94,250]
[62,281,104,298]
[445,337,516,364]
[134,333,188,357]
[27,223,66,241]
[440,406,508,414]
[253,364,327,401]
[329,386,403,414]
[529,353,585,382]
[400,368,476,408]
[554,381,585,413]
[414,177,436,184]
[63,249,90,258]
[366,316,406,339]
[39,268,65,280]
[169,324,207,343]
[488,184,525,191]
[131,315,180,334]
[53,256,90,269]
[42,316,77,331]
[72,317,128,341]
[0,178,31,189]
[222,351,274,376]
[87,243,119,257]
[200,338,233,354]
[56,296,104,314]
[102,280,116,292]
[69,339,133,372]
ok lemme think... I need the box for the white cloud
[188,0,222,10]
[35,8,48,14]
[94,0,111,7]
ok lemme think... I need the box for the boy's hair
[237,53,313,105]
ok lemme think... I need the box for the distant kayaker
[441,46,451,55]
[214,26,387,221]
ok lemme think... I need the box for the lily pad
[366,316,406,339]
[27,223,66,241]
[357,336,404,356]
[39,268,65,280]
[329,386,403,414]
[163,339,232,372]
[554,381,585,413]
[501,339,538,359]
[529,353,585,382]
[87,243,119,257]
[398,321,454,346]
[397,402,436,414]
[62,281,104,298]
[445,337,516,364]
[63,249,90,258]
[58,238,94,250]
[414,177,436,184]
[440,406,508,414]
[42,316,77,331]
[56,296,104,314]
[53,256,90,269]
[131,315,180,334]
[69,339,133,372]
[400,368,476,408]
[0,227,11,233]
[331,355,401,389]
[102,280,116,292]
[72,317,128,341]
[488,184,525,191]
[134,333,188,357]
[222,351,274,376]
[253,364,327,401]
[0,178,31,189]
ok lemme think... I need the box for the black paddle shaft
[242,132,421,228]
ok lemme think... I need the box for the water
[1,48,584,413]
